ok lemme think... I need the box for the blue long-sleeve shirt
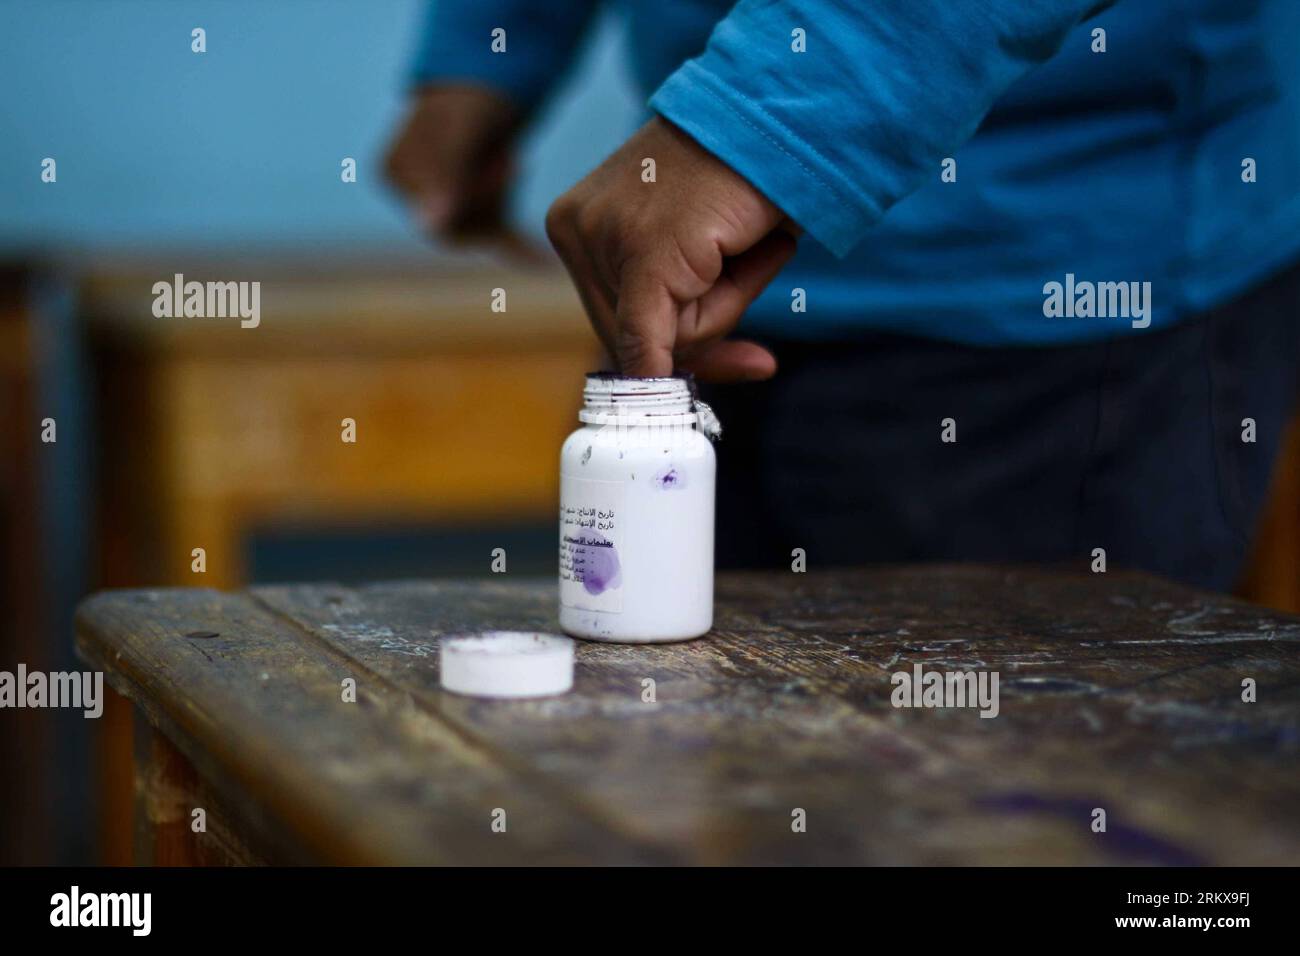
[412,0,1300,346]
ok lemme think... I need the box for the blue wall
[0,0,642,253]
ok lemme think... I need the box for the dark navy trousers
[704,261,1300,591]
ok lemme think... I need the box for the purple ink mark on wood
[653,464,686,490]
[975,792,1207,866]
[579,532,622,595]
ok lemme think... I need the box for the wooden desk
[75,566,1300,865]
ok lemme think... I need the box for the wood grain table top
[75,566,1300,865]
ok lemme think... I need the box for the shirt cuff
[650,60,880,258]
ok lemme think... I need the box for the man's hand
[546,117,798,382]
[385,85,526,249]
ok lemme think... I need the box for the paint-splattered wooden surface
[75,567,1300,865]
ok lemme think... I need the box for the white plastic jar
[559,374,719,643]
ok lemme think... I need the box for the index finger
[614,266,677,378]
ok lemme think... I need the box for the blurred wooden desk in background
[0,266,56,862]
[1239,418,1300,611]
[83,257,595,589]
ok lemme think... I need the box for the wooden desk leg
[128,714,271,866]
[133,719,201,866]
[95,687,135,865]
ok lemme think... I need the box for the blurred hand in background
[385,85,542,261]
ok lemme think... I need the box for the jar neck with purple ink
[578,372,722,439]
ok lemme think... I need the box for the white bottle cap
[439,631,575,699]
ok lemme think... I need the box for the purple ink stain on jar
[580,532,622,595]
[653,464,686,490]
